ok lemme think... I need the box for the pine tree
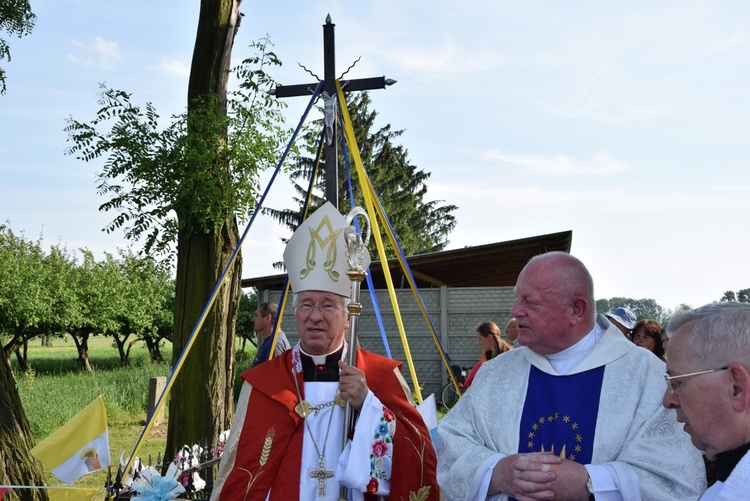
[266,92,457,261]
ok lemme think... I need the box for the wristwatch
[586,475,595,500]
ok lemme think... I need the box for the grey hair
[667,302,750,366]
[292,292,351,311]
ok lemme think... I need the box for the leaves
[0,223,174,366]
[0,0,36,94]
[64,39,290,262]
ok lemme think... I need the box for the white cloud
[483,150,628,176]
[157,58,190,76]
[377,42,505,77]
[66,36,122,70]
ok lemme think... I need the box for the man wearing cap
[438,252,704,500]
[605,306,637,338]
[211,202,438,501]
[663,302,750,499]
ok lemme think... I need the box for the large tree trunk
[166,0,242,458]
[0,348,48,501]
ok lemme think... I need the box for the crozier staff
[211,202,438,501]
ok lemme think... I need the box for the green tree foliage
[67,2,291,452]
[0,223,176,371]
[721,289,750,303]
[595,297,669,325]
[1,224,185,497]
[266,92,457,261]
[0,0,35,95]
[235,290,258,352]
[112,250,174,364]
[64,39,286,259]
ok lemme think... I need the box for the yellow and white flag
[31,395,110,484]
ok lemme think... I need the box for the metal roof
[241,230,572,291]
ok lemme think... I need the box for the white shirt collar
[546,323,603,374]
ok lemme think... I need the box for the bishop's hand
[337,359,368,411]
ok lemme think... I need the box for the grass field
[13,334,256,492]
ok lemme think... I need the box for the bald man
[438,252,705,500]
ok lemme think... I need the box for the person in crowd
[505,317,519,347]
[437,251,705,500]
[250,301,291,367]
[211,202,438,501]
[661,327,670,355]
[605,306,637,338]
[462,321,512,389]
[663,301,750,499]
[632,318,666,361]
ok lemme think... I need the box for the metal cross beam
[270,14,395,208]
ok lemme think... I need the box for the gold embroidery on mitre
[300,215,342,282]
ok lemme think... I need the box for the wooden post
[148,377,167,426]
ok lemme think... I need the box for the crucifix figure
[270,14,396,209]
[309,457,334,497]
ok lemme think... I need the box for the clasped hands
[490,452,591,501]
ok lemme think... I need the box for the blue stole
[517,365,605,464]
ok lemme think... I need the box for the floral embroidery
[367,406,395,493]
[291,346,303,374]
[383,407,396,422]
[372,439,388,457]
[367,477,379,493]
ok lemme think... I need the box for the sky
[2,0,750,312]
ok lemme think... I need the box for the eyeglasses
[663,367,728,393]
[295,302,345,315]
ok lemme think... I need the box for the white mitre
[282,202,371,297]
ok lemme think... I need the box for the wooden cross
[309,457,335,497]
[271,14,395,208]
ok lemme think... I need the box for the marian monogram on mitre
[283,202,371,297]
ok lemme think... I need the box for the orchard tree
[113,250,174,364]
[0,225,48,370]
[65,2,288,453]
[65,251,122,373]
[0,0,35,95]
[266,92,457,260]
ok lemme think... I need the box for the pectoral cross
[309,457,334,497]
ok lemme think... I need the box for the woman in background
[632,318,666,361]
[463,321,512,388]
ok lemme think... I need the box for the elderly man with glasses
[664,301,750,500]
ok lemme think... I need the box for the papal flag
[31,395,111,484]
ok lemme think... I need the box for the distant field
[13,334,256,491]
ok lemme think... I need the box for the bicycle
[440,364,470,409]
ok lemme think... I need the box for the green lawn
[13,334,255,491]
